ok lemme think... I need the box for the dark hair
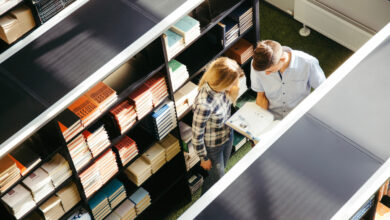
[252,40,283,71]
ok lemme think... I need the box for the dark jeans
[201,131,234,195]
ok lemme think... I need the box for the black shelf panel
[169,0,248,61]
[16,176,74,220]
[0,145,64,197]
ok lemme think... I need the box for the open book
[226,102,279,142]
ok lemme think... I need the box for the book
[224,38,254,65]
[9,143,41,176]
[57,108,83,142]
[226,102,279,142]
[68,95,100,127]
[84,82,117,112]
[163,29,185,60]
[0,155,20,193]
[170,15,200,44]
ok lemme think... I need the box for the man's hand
[200,159,212,170]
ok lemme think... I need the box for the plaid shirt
[192,83,232,160]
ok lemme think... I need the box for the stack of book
[218,18,239,47]
[158,134,181,162]
[179,121,192,152]
[171,15,201,45]
[89,191,111,220]
[79,163,102,198]
[106,212,121,220]
[66,208,91,220]
[2,184,36,219]
[142,143,166,174]
[82,122,111,157]
[67,134,92,171]
[0,155,21,193]
[41,153,72,187]
[9,143,41,176]
[22,168,54,202]
[31,0,74,23]
[168,59,189,92]
[163,29,185,60]
[188,173,204,195]
[146,100,177,140]
[233,131,247,151]
[56,182,81,212]
[114,135,138,166]
[95,149,118,184]
[112,199,136,220]
[125,157,151,186]
[144,73,169,107]
[68,95,100,127]
[229,3,253,35]
[57,109,83,142]
[110,100,137,134]
[129,187,151,215]
[101,179,127,209]
[225,38,254,65]
[174,81,198,118]
[85,82,118,112]
[183,142,200,171]
[129,85,153,120]
[39,195,65,220]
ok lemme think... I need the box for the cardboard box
[0,4,35,44]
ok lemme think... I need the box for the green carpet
[163,2,353,219]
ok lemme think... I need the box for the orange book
[68,95,99,123]
[225,38,254,64]
[84,82,116,107]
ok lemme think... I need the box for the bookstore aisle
[0,0,262,219]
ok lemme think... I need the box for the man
[250,40,326,119]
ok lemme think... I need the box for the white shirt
[250,47,326,119]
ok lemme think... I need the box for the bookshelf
[0,0,260,219]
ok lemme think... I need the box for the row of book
[67,124,111,172]
[39,181,80,219]
[218,3,253,48]
[79,149,118,198]
[168,59,189,92]
[174,81,198,119]
[106,187,151,220]
[163,15,201,60]
[114,135,139,167]
[58,82,118,142]
[88,178,127,220]
[0,140,42,193]
[110,73,169,135]
[1,154,73,219]
[125,134,181,186]
[141,100,177,141]
[31,0,75,24]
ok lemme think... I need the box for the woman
[192,57,244,194]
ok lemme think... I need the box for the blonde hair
[199,57,244,102]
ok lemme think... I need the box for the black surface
[1,0,156,106]
[0,73,46,146]
[124,0,186,22]
[197,114,381,220]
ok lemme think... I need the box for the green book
[168,59,183,73]
[164,30,183,48]
[172,15,199,35]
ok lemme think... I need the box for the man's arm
[256,92,269,110]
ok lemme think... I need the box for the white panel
[315,0,390,32]
[294,0,374,51]
[265,0,294,15]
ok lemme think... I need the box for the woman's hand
[200,159,212,170]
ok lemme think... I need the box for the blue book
[229,3,252,22]
[88,191,107,210]
[101,178,123,197]
[152,104,169,119]
[172,15,199,34]
[129,187,149,205]
[164,30,183,48]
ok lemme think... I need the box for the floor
[164,2,353,219]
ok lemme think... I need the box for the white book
[226,102,279,143]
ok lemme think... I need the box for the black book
[228,2,252,22]
[9,142,42,176]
